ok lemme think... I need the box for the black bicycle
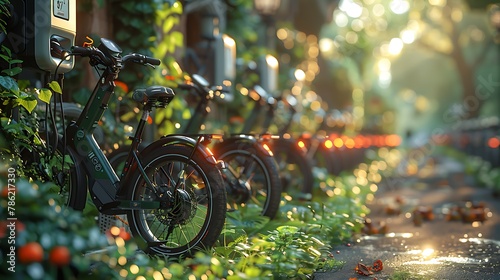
[20,38,227,258]
[179,74,282,218]
[254,92,315,199]
[108,74,282,219]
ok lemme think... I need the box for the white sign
[53,0,69,20]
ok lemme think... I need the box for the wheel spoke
[128,145,225,258]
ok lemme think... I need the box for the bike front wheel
[213,141,282,219]
[126,144,226,258]
[18,134,88,210]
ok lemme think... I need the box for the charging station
[5,0,76,73]
[258,54,279,97]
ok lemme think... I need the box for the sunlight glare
[377,58,391,73]
[390,0,410,14]
[372,4,385,17]
[319,38,335,54]
[378,72,392,88]
[350,19,364,32]
[294,69,306,81]
[429,0,446,7]
[400,29,416,44]
[388,38,404,55]
[422,248,435,257]
[340,0,363,18]
[334,11,349,27]
[346,31,359,44]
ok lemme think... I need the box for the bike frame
[65,68,222,214]
[65,67,155,213]
[181,79,275,156]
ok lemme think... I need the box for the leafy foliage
[1,30,70,191]
[0,178,109,279]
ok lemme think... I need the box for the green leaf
[64,154,74,165]
[162,17,176,33]
[181,108,191,119]
[1,67,22,76]
[0,54,10,62]
[38,88,53,104]
[130,18,143,29]
[170,1,183,14]
[170,31,184,47]
[1,45,12,57]
[33,136,42,145]
[48,81,62,94]
[115,30,131,41]
[221,228,236,235]
[0,76,19,91]
[18,98,37,113]
[17,79,30,90]
[156,42,168,59]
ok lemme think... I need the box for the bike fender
[117,135,220,199]
[141,135,219,165]
[213,135,274,157]
[65,145,89,211]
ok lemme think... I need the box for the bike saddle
[132,86,175,108]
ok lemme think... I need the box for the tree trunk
[445,3,482,119]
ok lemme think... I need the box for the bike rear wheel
[213,141,282,219]
[126,144,226,258]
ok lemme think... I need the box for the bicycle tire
[126,143,226,258]
[54,142,88,210]
[270,138,315,198]
[213,141,282,219]
[20,137,88,210]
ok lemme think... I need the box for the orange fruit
[18,242,44,264]
[119,229,131,241]
[1,187,9,198]
[49,246,71,266]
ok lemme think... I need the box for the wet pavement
[315,156,500,280]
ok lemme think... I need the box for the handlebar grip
[123,53,161,66]
[70,46,93,56]
[177,83,193,90]
[145,56,161,66]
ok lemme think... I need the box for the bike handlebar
[177,83,193,91]
[70,46,160,67]
[122,53,161,66]
[70,45,113,66]
[179,80,233,103]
